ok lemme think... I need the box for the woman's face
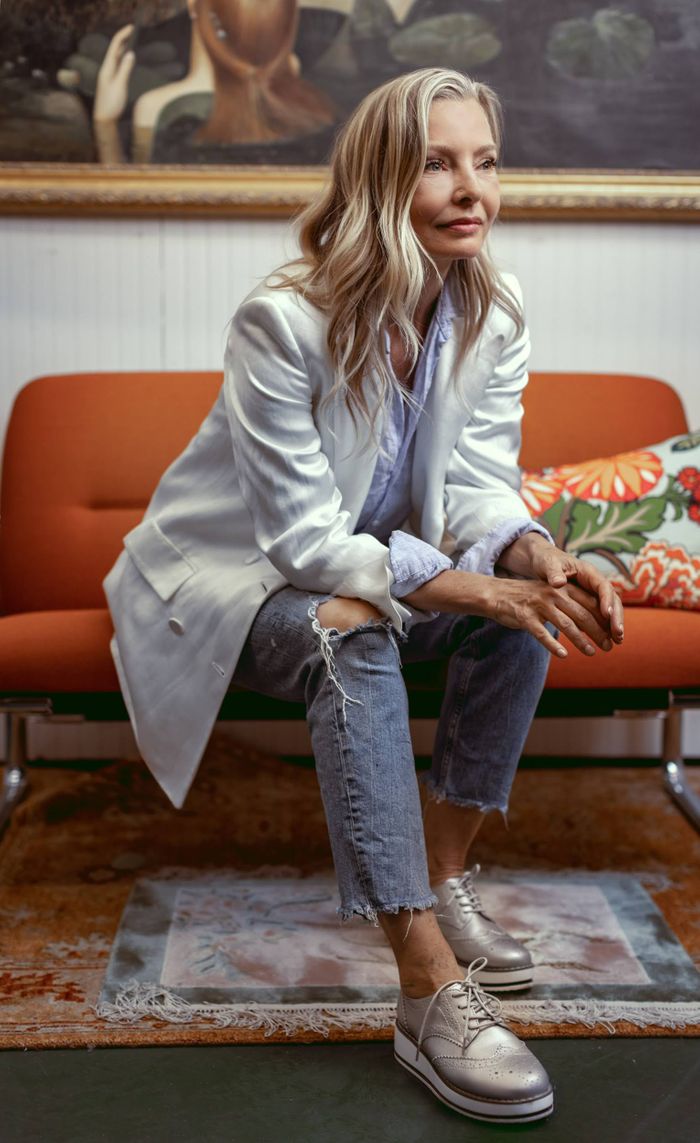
[409,97,500,277]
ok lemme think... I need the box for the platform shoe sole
[394,1025,554,1124]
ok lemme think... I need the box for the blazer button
[168,618,185,635]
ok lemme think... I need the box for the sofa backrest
[1,372,221,613]
[520,372,688,470]
[0,371,689,614]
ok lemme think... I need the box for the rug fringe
[502,999,700,1034]
[94,982,700,1036]
[94,982,395,1037]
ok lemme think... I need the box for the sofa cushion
[1,607,698,700]
[543,606,700,689]
[521,431,700,610]
[0,610,119,691]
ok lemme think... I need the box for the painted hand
[94,25,136,123]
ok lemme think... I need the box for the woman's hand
[529,544,624,643]
[486,576,614,660]
[94,25,136,124]
[498,532,624,648]
[402,567,619,660]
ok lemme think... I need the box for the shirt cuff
[456,519,554,576]
[388,530,453,598]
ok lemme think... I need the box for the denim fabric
[231,586,550,922]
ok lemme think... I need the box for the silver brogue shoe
[395,959,554,1123]
[433,865,533,991]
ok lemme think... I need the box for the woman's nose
[453,167,481,202]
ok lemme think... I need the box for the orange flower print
[519,471,566,515]
[558,450,664,502]
[609,541,700,609]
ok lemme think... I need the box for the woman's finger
[571,559,625,642]
[558,580,606,623]
[540,549,576,586]
[530,619,568,659]
[546,603,601,657]
[554,590,612,650]
[604,584,625,641]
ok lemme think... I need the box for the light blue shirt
[354,278,551,599]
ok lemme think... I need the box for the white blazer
[103,274,532,808]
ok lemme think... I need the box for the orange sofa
[1,371,698,831]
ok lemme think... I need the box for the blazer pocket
[124,518,197,603]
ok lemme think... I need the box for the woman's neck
[413,270,446,340]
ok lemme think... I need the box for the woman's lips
[440,218,482,231]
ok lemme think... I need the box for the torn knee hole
[316,597,383,634]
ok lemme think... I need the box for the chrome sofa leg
[662,707,700,832]
[0,700,52,835]
[0,713,29,834]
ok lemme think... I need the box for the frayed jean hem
[337,892,439,926]
[421,774,508,821]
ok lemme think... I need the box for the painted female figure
[92,0,334,163]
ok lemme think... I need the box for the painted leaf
[350,0,399,77]
[547,8,654,81]
[566,497,667,555]
[351,0,397,41]
[389,15,501,70]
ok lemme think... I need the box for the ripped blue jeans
[230,586,550,922]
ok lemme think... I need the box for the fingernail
[603,639,612,651]
[585,645,595,656]
[557,646,567,658]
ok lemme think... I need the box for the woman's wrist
[402,568,495,616]
[496,532,552,578]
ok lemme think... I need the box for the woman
[104,67,623,1123]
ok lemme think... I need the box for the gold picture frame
[0,164,698,221]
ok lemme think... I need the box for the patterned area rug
[0,732,699,1047]
[96,869,700,1036]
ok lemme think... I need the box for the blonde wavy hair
[275,67,523,432]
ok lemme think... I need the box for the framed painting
[1,0,698,220]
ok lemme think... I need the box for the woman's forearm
[402,569,495,616]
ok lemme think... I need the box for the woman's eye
[425,158,444,172]
[481,157,498,170]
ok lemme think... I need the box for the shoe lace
[415,957,504,1062]
[446,863,484,916]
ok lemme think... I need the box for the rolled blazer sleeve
[223,294,408,627]
[444,288,546,554]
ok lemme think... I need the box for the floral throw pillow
[520,430,700,609]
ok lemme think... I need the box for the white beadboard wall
[1,213,699,761]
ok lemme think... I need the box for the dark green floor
[2,1038,698,1143]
